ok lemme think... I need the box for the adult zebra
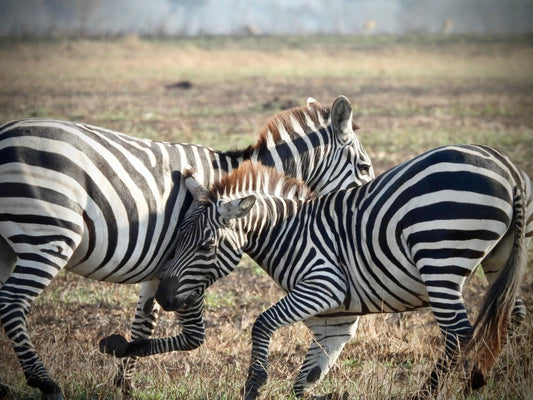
[145,145,531,399]
[0,95,374,400]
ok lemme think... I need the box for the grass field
[0,34,532,399]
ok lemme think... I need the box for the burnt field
[0,34,532,399]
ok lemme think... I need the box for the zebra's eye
[359,164,371,176]
[198,239,215,251]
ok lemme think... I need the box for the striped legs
[293,315,359,398]
[100,293,206,358]
[0,250,74,400]
[422,278,473,396]
[114,280,161,394]
[243,278,346,400]
[509,297,527,328]
[426,303,473,395]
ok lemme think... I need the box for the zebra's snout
[155,277,181,311]
[155,278,201,312]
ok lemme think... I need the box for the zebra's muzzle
[155,277,201,312]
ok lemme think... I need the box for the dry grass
[0,34,532,399]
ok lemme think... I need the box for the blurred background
[1,0,533,37]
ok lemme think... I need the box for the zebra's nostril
[155,293,171,311]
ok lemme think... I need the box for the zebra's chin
[155,277,203,312]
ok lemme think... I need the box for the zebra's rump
[0,119,187,282]
[344,145,523,313]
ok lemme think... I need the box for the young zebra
[0,95,374,400]
[146,145,531,399]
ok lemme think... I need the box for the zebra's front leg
[293,314,359,399]
[244,278,346,400]
[114,280,161,395]
[100,294,206,358]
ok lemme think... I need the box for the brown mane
[211,161,315,201]
[218,100,359,159]
[255,102,330,149]
[256,100,360,149]
[221,99,359,159]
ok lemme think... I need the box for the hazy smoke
[1,0,532,37]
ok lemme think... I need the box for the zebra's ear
[331,95,353,141]
[183,168,210,202]
[219,195,256,222]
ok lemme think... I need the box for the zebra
[142,145,531,399]
[0,95,374,400]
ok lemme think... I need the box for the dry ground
[0,34,532,399]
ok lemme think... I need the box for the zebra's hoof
[311,392,350,400]
[99,334,129,357]
[0,384,9,399]
[114,373,136,395]
[42,392,63,400]
[464,367,486,394]
[241,386,259,400]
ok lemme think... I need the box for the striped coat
[149,144,531,399]
[0,95,373,399]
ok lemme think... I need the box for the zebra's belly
[65,222,170,283]
[346,290,430,314]
[345,269,429,314]
[66,252,161,283]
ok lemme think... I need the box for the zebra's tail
[467,187,527,387]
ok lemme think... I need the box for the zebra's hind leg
[421,289,473,397]
[115,280,161,395]
[510,297,526,328]
[0,253,72,400]
[293,315,359,398]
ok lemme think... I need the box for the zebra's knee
[293,363,326,397]
[0,300,29,328]
[185,332,205,350]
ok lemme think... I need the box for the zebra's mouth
[155,277,202,312]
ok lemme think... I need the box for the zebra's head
[155,163,313,312]
[312,95,374,192]
[253,95,374,193]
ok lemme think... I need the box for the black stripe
[413,247,485,263]
[0,213,81,234]
[0,146,118,269]
[0,183,82,213]
[406,228,500,246]
[9,234,76,249]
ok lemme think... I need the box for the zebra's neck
[237,186,356,291]
[248,127,332,190]
[240,196,314,284]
